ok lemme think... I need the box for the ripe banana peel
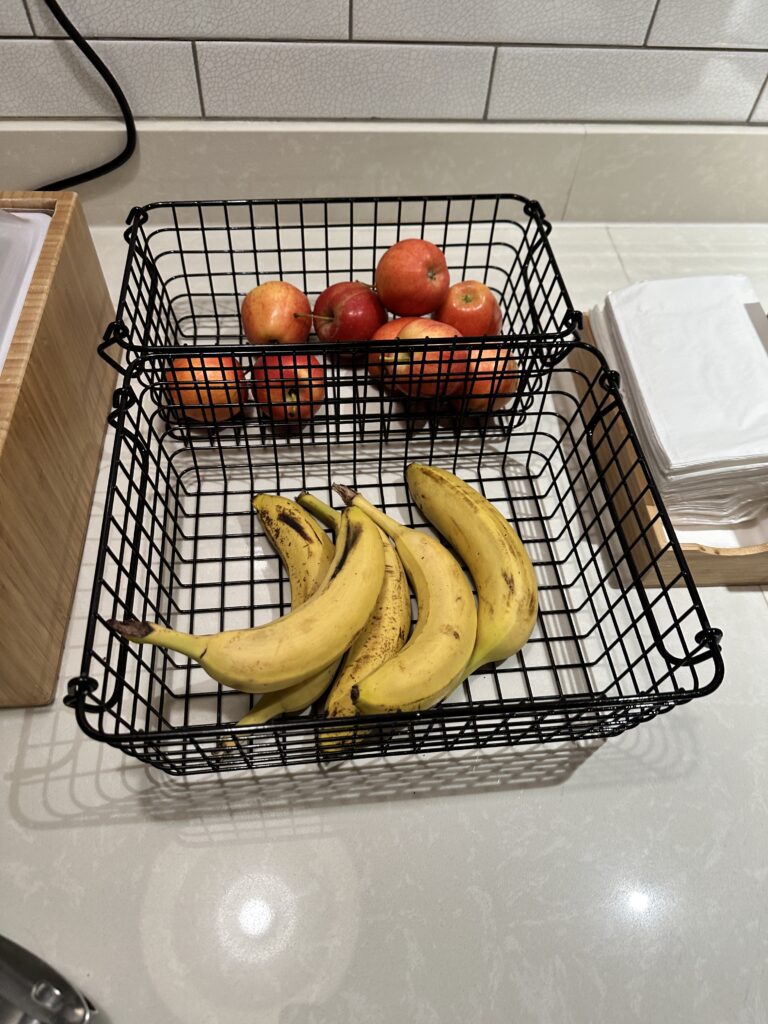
[232,494,339,727]
[405,463,538,673]
[332,484,477,715]
[108,505,385,694]
[297,491,412,753]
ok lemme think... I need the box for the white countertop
[2,224,768,1024]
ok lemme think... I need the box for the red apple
[366,317,419,380]
[241,281,311,345]
[164,354,248,425]
[434,280,503,338]
[375,239,450,316]
[390,319,469,398]
[313,281,387,346]
[372,318,419,341]
[252,351,325,422]
[453,348,519,413]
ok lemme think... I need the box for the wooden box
[0,191,116,706]
[571,317,768,587]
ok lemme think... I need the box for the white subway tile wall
[752,81,768,122]
[353,0,658,46]
[0,40,201,118]
[648,0,768,50]
[197,43,493,120]
[488,47,768,122]
[25,0,349,40]
[0,0,32,35]
[2,0,767,123]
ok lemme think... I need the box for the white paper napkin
[0,209,51,376]
[590,276,768,528]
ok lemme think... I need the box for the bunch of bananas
[108,465,538,754]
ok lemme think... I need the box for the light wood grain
[570,317,768,587]
[0,191,116,706]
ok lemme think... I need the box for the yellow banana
[332,485,476,715]
[255,492,333,603]
[405,463,537,674]
[108,506,385,693]
[297,491,412,750]
[233,494,339,727]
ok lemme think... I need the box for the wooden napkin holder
[0,191,115,706]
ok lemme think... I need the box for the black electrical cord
[36,0,136,191]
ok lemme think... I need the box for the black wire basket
[67,194,724,775]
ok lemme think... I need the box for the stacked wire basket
[66,194,724,775]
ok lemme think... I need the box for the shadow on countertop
[5,702,699,842]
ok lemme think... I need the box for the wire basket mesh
[100,194,580,364]
[68,194,723,775]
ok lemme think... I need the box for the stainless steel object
[0,935,97,1024]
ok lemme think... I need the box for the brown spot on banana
[330,521,361,579]
[412,464,445,486]
[275,508,314,544]
[258,510,276,534]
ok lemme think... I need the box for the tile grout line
[643,0,663,46]
[19,0,36,35]
[348,0,353,40]
[482,47,498,120]
[747,71,768,122]
[560,127,588,221]
[191,40,206,118]
[1,114,766,127]
[1,34,768,54]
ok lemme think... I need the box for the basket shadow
[7,702,700,840]
[7,705,604,835]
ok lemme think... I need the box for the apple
[453,347,519,414]
[372,318,419,341]
[389,319,469,399]
[252,351,325,422]
[313,281,387,347]
[375,238,450,316]
[164,354,248,425]
[241,281,311,345]
[434,280,502,338]
[366,317,419,380]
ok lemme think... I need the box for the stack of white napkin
[590,275,768,528]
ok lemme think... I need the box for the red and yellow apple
[164,354,248,425]
[241,281,311,345]
[453,347,519,413]
[389,319,469,399]
[375,239,450,316]
[366,316,419,380]
[434,280,502,338]
[312,281,387,346]
[252,351,325,422]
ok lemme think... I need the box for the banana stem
[331,484,403,538]
[108,619,209,662]
[296,491,342,533]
